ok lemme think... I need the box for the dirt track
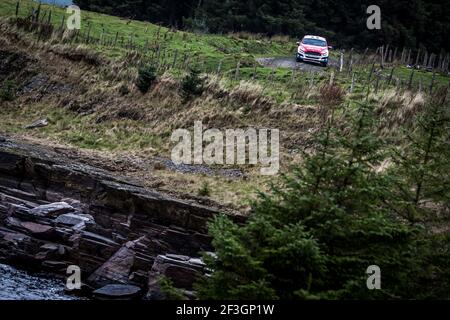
[257,56,338,72]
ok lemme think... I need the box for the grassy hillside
[0,0,449,209]
[1,0,448,99]
[0,0,293,67]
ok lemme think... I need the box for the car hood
[299,44,327,53]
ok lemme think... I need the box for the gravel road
[257,56,337,72]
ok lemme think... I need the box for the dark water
[0,263,79,300]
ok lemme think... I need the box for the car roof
[303,35,326,42]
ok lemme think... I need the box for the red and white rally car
[296,35,332,67]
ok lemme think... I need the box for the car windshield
[302,38,327,47]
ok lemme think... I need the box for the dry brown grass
[375,89,426,133]
[270,34,291,43]
[315,83,346,124]
[319,83,346,107]
[46,44,103,66]
[228,80,273,110]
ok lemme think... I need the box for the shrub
[319,83,345,107]
[118,84,130,96]
[198,182,211,197]
[0,80,16,102]
[158,276,185,300]
[136,65,157,93]
[182,68,204,100]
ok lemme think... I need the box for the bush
[182,68,204,100]
[198,182,211,197]
[0,80,16,102]
[158,276,185,300]
[118,84,130,96]
[136,65,157,93]
[318,83,345,107]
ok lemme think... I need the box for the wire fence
[8,0,450,97]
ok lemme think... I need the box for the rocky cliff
[0,136,244,299]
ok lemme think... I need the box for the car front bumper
[297,52,328,63]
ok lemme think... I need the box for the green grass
[0,102,164,152]
[1,0,293,70]
[0,0,448,103]
[0,101,275,208]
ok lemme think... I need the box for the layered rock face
[0,137,242,299]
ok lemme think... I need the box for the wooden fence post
[360,48,368,65]
[388,67,394,86]
[113,32,118,47]
[35,2,41,23]
[437,53,442,71]
[422,51,428,68]
[367,60,375,82]
[252,61,257,80]
[40,10,47,23]
[100,29,105,46]
[408,69,414,89]
[415,48,421,66]
[375,74,380,93]
[384,44,390,64]
[217,60,223,76]
[400,48,405,64]
[349,72,355,93]
[348,48,354,74]
[429,71,436,94]
[86,23,91,43]
[15,0,20,16]
[234,60,241,81]
[172,49,178,69]
[60,14,65,30]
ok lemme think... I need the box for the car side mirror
[328,46,333,50]
[296,42,300,46]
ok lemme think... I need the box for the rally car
[296,35,332,67]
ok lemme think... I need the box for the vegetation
[136,64,157,93]
[198,181,211,197]
[0,80,16,101]
[390,88,450,222]
[0,2,448,299]
[0,0,448,210]
[196,93,450,299]
[181,68,204,100]
[158,276,186,300]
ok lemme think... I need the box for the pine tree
[391,87,450,222]
[196,102,433,299]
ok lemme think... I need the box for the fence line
[8,0,450,95]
